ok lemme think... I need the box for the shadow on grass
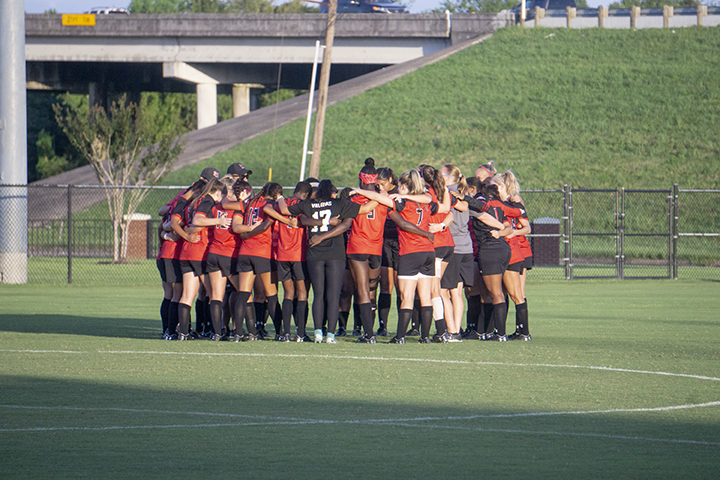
[0,374,718,479]
[0,314,160,340]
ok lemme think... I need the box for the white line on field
[2,348,720,383]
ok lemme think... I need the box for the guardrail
[517,5,720,28]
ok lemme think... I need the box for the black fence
[0,184,718,285]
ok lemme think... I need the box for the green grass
[1,280,719,478]
[161,27,720,192]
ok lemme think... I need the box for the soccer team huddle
[156,158,533,344]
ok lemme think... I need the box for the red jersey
[208,204,239,258]
[275,196,306,262]
[498,201,525,265]
[238,196,275,259]
[346,195,388,256]
[159,196,188,260]
[179,195,215,262]
[394,200,435,255]
[428,188,455,249]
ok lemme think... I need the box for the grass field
[1,280,718,478]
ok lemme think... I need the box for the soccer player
[375,167,400,337]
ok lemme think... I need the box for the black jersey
[382,186,399,242]
[464,194,506,248]
[288,197,361,261]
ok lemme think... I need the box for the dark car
[320,0,409,14]
[511,0,577,22]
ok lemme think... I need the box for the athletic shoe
[244,333,260,341]
[509,333,532,341]
[274,334,285,342]
[295,334,311,343]
[406,328,420,337]
[375,328,389,337]
[167,333,178,341]
[314,333,323,343]
[462,329,482,340]
[489,334,507,342]
[257,325,269,338]
[432,332,449,343]
[233,334,244,342]
[448,332,463,343]
[178,333,193,341]
[326,336,338,344]
[336,328,347,337]
[161,330,170,340]
[419,337,432,344]
[479,332,494,341]
[210,333,223,341]
[281,334,292,342]
[191,330,201,339]
[388,336,405,344]
[352,327,362,337]
[357,334,377,344]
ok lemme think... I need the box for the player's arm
[221,199,245,211]
[240,218,273,240]
[263,203,295,227]
[350,189,393,208]
[232,214,261,234]
[508,218,531,238]
[158,205,172,217]
[429,211,454,233]
[390,193,432,204]
[308,218,353,247]
[389,211,434,243]
[192,213,231,228]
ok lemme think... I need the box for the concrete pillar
[196,83,217,129]
[232,84,251,118]
[0,0,28,284]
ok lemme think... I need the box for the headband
[479,165,492,176]
[359,172,378,184]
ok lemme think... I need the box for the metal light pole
[0,0,28,284]
[308,0,337,179]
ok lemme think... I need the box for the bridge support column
[196,83,217,130]
[232,83,264,118]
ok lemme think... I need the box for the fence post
[566,6,576,28]
[619,188,625,280]
[663,5,673,28]
[535,6,544,27]
[563,184,573,280]
[667,186,673,279]
[630,6,640,28]
[67,184,72,284]
[697,5,707,26]
[598,6,607,28]
[672,183,679,279]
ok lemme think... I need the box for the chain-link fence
[0,184,718,285]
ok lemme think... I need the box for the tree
[53,95,185,262]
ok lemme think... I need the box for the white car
[85,7,130,15]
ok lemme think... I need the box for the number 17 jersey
[288,197,361,262]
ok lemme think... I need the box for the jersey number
[415,208,424,226]
[249,207,260,225]
[311,209,332,233]
[216,211,229,230]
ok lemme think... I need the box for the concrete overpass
[25,13,512,128]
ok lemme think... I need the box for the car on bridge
[510,0,577,22]
[85,7,130,15]
[320,0,409,14]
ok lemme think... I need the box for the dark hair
[482,182,500,200]
[232,180,253,199]
[359,157,377,189]
[420,165,445,201]
[315,179,337,201]
[189,177,223,216]
[466,176,482,193]
[294,181,312,197]
[339,187,353,199]
[250,182,282,205]
[376,167,398,187]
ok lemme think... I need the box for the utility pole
[0,0,28,284]
[308,0,337,179]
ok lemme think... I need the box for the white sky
[25,0,612,14]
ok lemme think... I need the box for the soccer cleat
[406,328,420,337]
[375,328,389,337]
[462,329,482,340]
[210,333,223,341]
[489,334,507,342]
[314,331,323,343]
[274,334,285,342]
[233,334,244,342]
[336,328,347,337]
[513,333,532,341]
[432,332,449,343]
[448,332,463,343]
[178,333,193,341]
[357,334,377,344]
[245,333,260,341]
[388,336,405,344]
[257,324,269,338]
[419,337,432,344]
[352,327,362,337]
[167,333,178,341]
[326,336,338,344]
[281,334,292,342]
[480,332,495,341]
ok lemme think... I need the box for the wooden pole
[566,6,576,29]
[630,6,639,28]
[535,6,543,27]
[598,6,607,28]
[697,5,707,26]
[520,0,526,27]
[308,0,337,179]
[663,5,673,28]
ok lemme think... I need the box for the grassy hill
[161,26,720,190]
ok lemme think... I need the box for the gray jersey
[447,183,473,255]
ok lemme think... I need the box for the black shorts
[157,258,166,283]
[277,261,308,282]
[477,243,511,276]
[441,253,474,290]
[160,258,182,284]
[179,259,205,277]
[434,246,454,262]
[397,251,435,278]
[524,255,533,271]
[381,238,400,270]
[507,261,525,274]
[205,252,235,278]
[347,253,382,270]
[237,255,273,275]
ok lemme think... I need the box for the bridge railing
[519,5,720,28]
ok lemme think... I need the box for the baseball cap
[227,163,252,178]
[200,167,220,181]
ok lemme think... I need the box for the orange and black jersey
[464,194,524,249]
[159,196,187,260]
[239,197,275,259]
[275,196,307,262]
[208,204,240,258]
[428,187,455,248]
[179,195,215,262]
[393,199,437,255]
[346,195,389,256]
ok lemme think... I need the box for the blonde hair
[496,171,520,197]
[398,170,425,196]
[442,164,468,195]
